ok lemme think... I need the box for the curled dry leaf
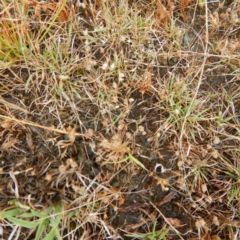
[212,216,220,226]
[66,126,76,144]
[139,65,153,96]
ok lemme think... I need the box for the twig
[0,114,90,138]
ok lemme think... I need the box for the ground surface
[0,0,240,239]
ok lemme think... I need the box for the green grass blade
[128,154,147,170]
[68,210,78,219]
[35,219,48,240]
[125,233,147,239]
[51,214,63,240]
[39,0,67,43]
[19,212,35,218]
[0,209,22,218]
[31,209,48,218]
[7,216,39,228]
[43,228,57,240]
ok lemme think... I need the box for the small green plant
[225,166,240,206]
[0,0,39,64]
[189,163,209,189]
[198,0,206,8]
[0,200,67,240]
[162,76,209,140]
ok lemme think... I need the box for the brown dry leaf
[25,0,70,22]
[139,65,153,96]
[97,190,113,204]
[125,219,146,231]
[158,191,177,207]
[26,132,34,150]
[118,196,125,206]
[0,120,12,129]
[55,1,70,22]
[154,0,174,28]
[166,218,183,227]
[102,119,108,127]
[181,0,191,9]
[210,236,221,240]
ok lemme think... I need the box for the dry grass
[0,0,240,239]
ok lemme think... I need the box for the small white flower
[102,62,108,70]
[83,29,88,36]
[59,75,69,81]
[120,35,126,41]
[118,72,125,81]
[112,82,117,89]
[110,63,115,70]
[174,109,180,115]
